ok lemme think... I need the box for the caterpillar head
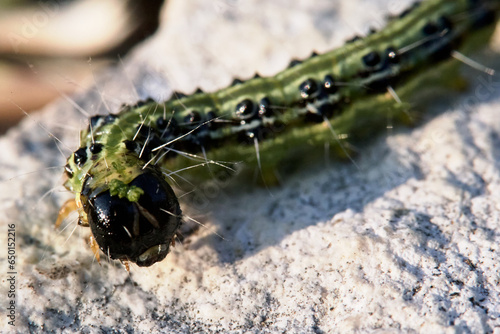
[81,170,182,267]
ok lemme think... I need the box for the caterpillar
[56,0,500,268]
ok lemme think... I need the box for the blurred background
[0,0,165,134]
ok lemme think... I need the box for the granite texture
[1,0,500,333]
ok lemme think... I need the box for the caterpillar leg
[89,235,101,265]
[55,198,79,228]
[120,260,130,272]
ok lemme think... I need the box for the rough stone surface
[1,0,500,333]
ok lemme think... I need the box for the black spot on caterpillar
[55,0,500,268]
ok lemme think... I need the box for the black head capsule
[83,170,182,267]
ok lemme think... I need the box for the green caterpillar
[56,0,500,268]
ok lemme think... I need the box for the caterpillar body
[57,0,500,267]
